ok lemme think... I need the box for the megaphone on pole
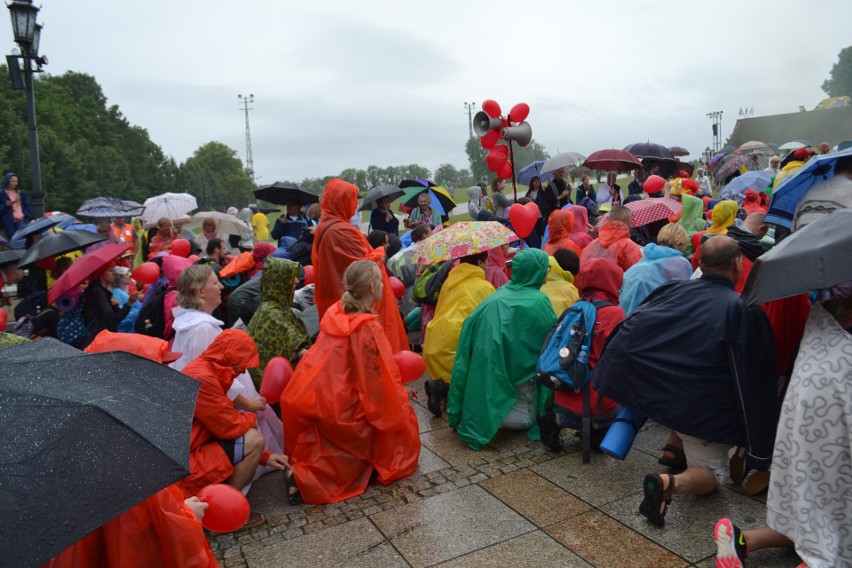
[473,111,503,137]
[501,122,532,147]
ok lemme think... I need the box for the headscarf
[542,209,581,256]
[568,205,593,250]
[707,200,739,235]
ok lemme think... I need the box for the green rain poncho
[447,248,557,450]
[677,194,707,256]
[247,257,311,387]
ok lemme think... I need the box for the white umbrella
[141,193,198,223]
[190,211,251,235]
[778,140,808,151]
[540,152,588,174]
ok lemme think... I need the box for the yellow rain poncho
[422,262,495,382]
[707,200,739,235]
[539,256,579,316]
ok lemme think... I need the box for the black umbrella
[623,142,675,161]
[0,248,25,268]
[254,181,319,206]
[359,185,405,211]
[17,230,107,268]
[9,215,74,249]
[0,339,199,567]
[744,209,852,306]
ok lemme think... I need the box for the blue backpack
[536,299,613,392]
[57,297,93,348]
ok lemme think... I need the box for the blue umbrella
[9,214,77,249]
[516,160,555,186]
[720,170,773,194]
[765,147,852,228]
[64,223,99,233]
[76,197,145,218]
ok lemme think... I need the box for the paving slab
[599,485,770,563]
[370,484,534,568]
[546,510,689,568]
[531,446,659,507]
[413,445,451,476]
[435,530,593,567]
[244,517,409,568]
[479,469,591,527]
[419,426,496,467]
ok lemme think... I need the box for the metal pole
[509,142,517,201]
[464,101,475,139]
[23,49,44,217]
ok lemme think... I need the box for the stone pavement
[207,378,801,568]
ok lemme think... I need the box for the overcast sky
[13,0,852,185]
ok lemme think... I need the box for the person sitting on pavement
[247,257,311,388]
[177,329,291,520]
[538,257,625,452]
[581,205,643,272]
[542,208,583,257]
[448,248,556,450]
[619,224,692,316]
[540,248,580,316]
[83,262,142,347]
[423,251,496,417]
[594,236,777,527]
[281,260,420,504]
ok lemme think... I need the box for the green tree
[433,163,471,189]
[179,142,254,210]
[822,46,852,97]
[338,167,368,191]
[509,139,550,174]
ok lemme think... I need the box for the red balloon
[644,175,666,194]
[497,160,514,180]
[171,239,191,258]
[0,309,7,331]
[480,129,499,150]
[131,262,161,285]
[389,276,405,299]
[509,102,530,123]
[492,143,509,157]
[260,356,294,401]
[197,484,250,533]
[302,264,315,285]
[482,99,501,118]
[509,202,539,239]
[37,257,57,271]
[393,350,426,384]
[486,148,506,171]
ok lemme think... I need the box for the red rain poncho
[542,209,583,257]
[311,178,408,352]
[580,219,643,272]
[569,206,593,250]
[281,301,420,504]
[177,329,260,497]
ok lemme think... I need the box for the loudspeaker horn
[501,122,532,147]
[473,110,503,137]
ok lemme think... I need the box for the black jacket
[595,273,777,469]
[83,280,131,346]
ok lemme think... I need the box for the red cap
[793,147,815,160]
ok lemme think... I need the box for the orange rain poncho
[178,329,261,497]
[312,179,408,352]
[580,219,643,272]
[541,209,583,257]
[281,301,420,504]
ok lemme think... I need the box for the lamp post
[464,101,475,139]
[6,0,47,218]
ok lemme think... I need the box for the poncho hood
[643,242,684,261]
[321,178,359,222]
[320,301,380,338]
[171,307,223,333]
[444,262,487,289]
[678,194,707,234]
[545,255,574,285]
[578,258,622,304]
[508,248,549,289]
[598,219,631,247]
[260,257,297,306]
[162,254,194,287]
[708,200,739,235]
[547,209,574,242]
[195,329,259,384]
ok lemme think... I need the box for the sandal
[657,444,687,472]
[242,512,267,531]
[283,467,303,506]
[639,473,674,527]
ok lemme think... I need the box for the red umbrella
[48,243,131,303]
[599,198,682,228]
[583,149,642,172]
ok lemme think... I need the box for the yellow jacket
[540,256,579,316]
[773,161,804,191]
[251,212,270,241]
[423,263,494,382]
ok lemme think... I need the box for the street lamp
[464,101,475,139]
[6,0,47,218]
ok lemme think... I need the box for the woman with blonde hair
[281,259,420,503]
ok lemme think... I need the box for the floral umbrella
[414,221,518,265]
[598,198,682,228]
[714,155,749,184]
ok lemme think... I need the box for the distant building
[727,103,852,150]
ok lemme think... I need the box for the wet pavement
[207,378,800,568]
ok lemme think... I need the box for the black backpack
[134,285,175,339]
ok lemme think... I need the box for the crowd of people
[1,141,851,567]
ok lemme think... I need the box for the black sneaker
[714,518,747,568]
[538,412,563,452]
[424,378,448,418]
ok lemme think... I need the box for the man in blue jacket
[595,236,776,527]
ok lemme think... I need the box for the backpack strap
[582,381,591,464]
[314,220,342,252]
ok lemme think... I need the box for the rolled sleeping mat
[56,293,80,313]
[404,307,421,331]
[600,406,647,460]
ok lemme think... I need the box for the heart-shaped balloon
[509,202,539,239]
